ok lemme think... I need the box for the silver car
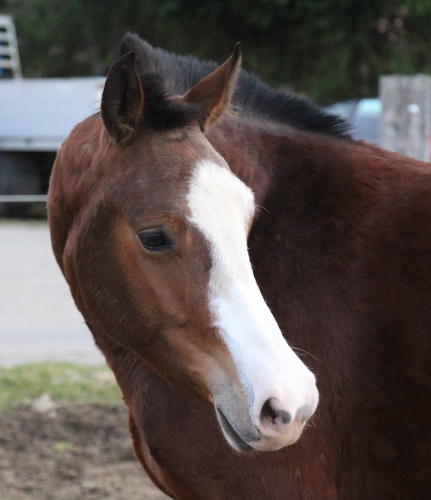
[326,98,381,145]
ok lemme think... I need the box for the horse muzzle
[215,384,319,453]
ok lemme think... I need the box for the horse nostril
[260,398,292,427]
[278,409,292,425]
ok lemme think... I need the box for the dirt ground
[0,404,170,500]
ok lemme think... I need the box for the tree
[3,0,431,104]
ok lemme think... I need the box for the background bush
[2,0,431,104]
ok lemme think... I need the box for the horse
[48,34,431,499]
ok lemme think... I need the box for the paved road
[0,220,104,366]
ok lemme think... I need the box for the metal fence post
[379,75,431,162]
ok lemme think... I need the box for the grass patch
[0,362,122,410]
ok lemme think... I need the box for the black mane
[121,33,350,138]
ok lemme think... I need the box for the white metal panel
[0,77,105,151]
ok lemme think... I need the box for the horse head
[49,45,318,453]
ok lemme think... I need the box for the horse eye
[138,229,172,251]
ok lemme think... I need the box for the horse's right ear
[101,52,144,143]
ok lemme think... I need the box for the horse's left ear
[101,51,144,143]
[183,43,241,131]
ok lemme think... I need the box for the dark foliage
[3,1,431,103]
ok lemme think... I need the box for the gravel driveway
[0,219,104,366]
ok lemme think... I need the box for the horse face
[185,155,319,452]
[52,48,319,453]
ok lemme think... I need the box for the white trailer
[0,14,105,212]
[0,77,105,208]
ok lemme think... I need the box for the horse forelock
[138,73,200,131]
[120,33,351,139]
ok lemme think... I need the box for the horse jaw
[187,159,319,452]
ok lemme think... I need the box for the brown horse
[48,35,431,499]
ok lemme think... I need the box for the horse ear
[183,43,241,131]
[101,51,144,143]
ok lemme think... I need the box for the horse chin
[216,409,254,453]
[216,407,308,453]
[247,421,304,452]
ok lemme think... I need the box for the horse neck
[206,116,345,215]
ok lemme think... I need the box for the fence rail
[0,195,47,203]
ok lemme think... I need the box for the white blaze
[187,159,317,431]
